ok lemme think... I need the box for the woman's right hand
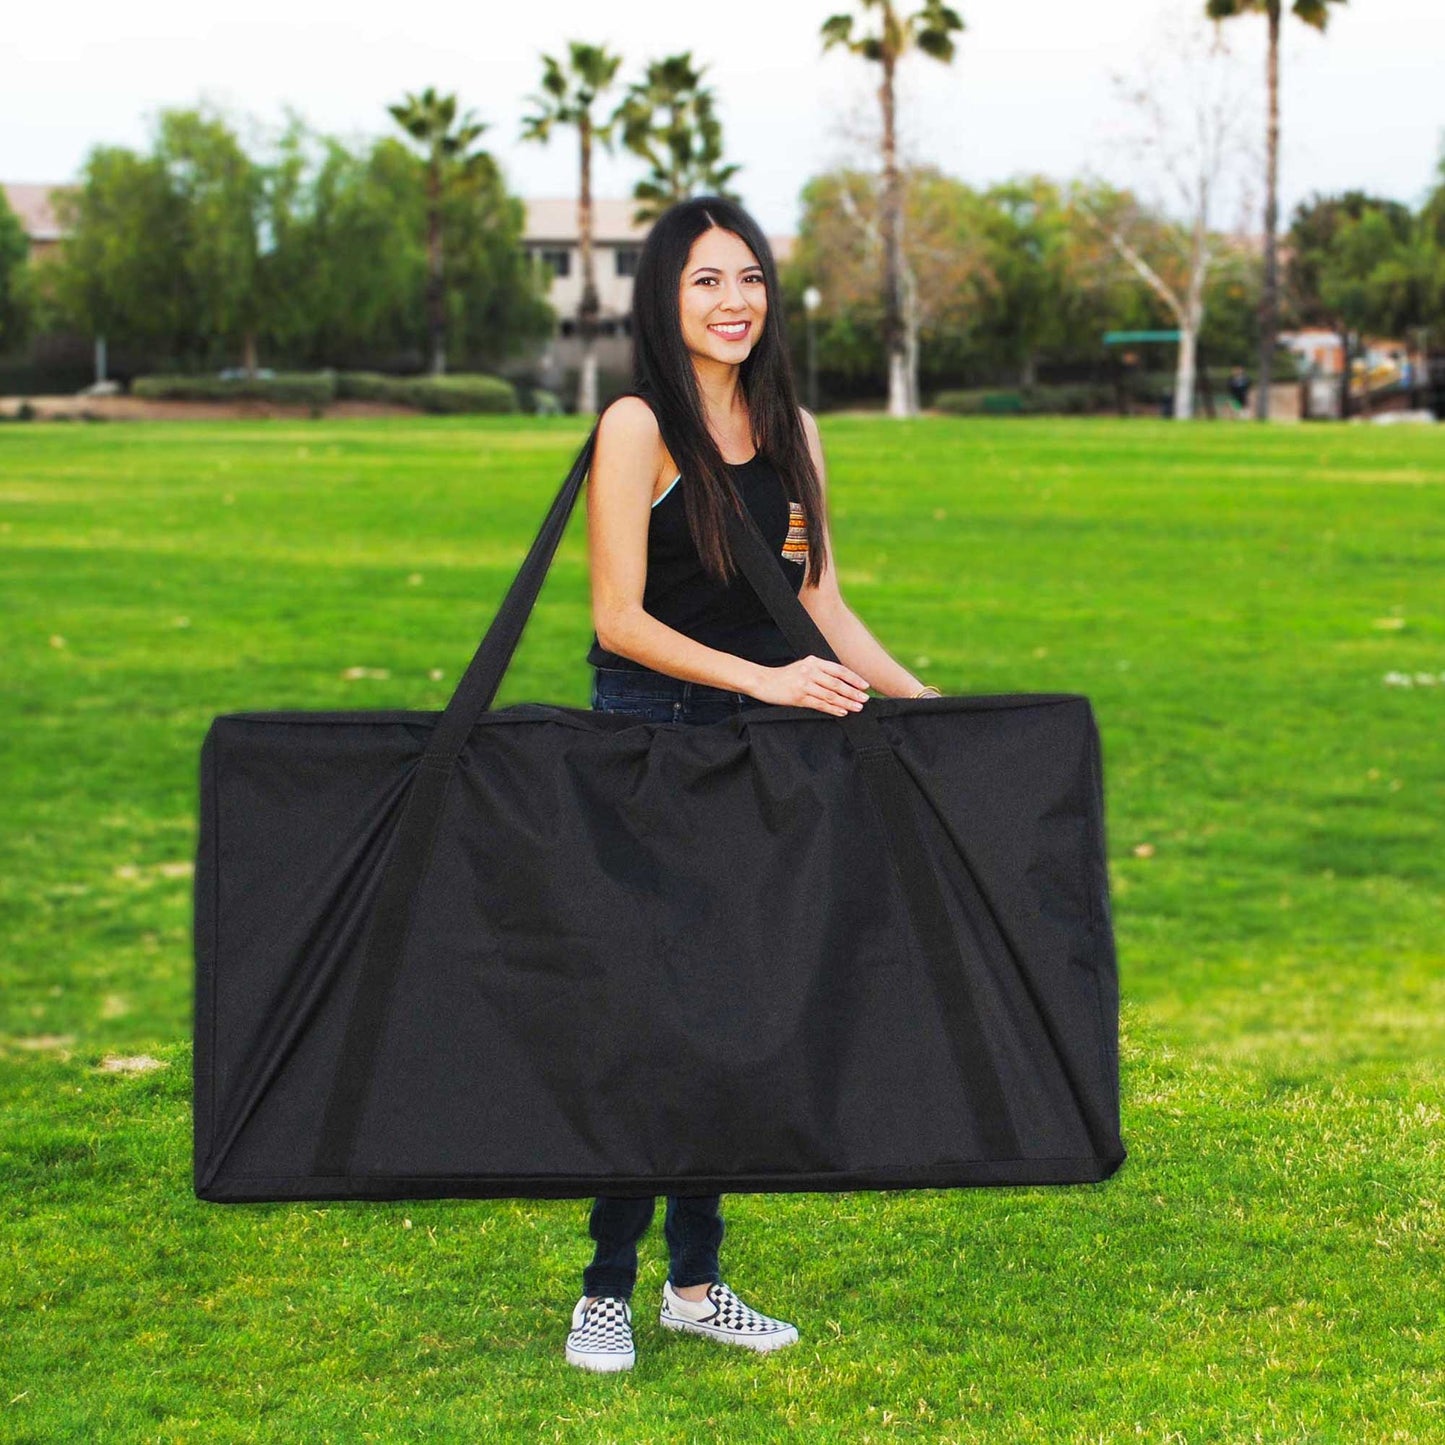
[750,657,872,715]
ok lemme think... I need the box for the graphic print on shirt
[782,500,808,566]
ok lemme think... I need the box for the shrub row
[129,370,521,413]
[131,372,337,404]
[334,372,518,413]
[932,384,1118,416]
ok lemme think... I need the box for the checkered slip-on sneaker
[564,1295,635,1373]
[659,1279,799,1353]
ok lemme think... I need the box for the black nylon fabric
[192,399,1127,1203]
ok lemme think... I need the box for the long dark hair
[581,194,828,589]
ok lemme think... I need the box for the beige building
[518,197,648,389]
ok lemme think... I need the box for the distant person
[1228,366,1251,414]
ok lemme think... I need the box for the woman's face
[677,226,767,366]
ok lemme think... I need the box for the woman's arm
[796,408,931,700]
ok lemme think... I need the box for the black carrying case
[193,413,1127,1203]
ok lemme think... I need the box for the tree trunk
[1175,249,1209,421]
[426,160,446,377]
[1196,338,1217,419]
[879,56,911,419]
[241,331,258,379]
[1256,5,1281,420]
[1338,329,1351,420]
[900,255,921,413]
[1174,327,1198,421]
[577,116,600,417]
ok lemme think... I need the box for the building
[518,197,647,389]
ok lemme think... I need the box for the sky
[6,0,1442,236]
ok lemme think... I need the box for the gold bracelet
[912,684,942,699]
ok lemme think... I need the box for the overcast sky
[6,0,1442,235]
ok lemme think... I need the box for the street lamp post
[802,286,821,413]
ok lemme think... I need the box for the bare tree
[1081,16,1258,419]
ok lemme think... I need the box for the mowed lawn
[1,415,1440,1443]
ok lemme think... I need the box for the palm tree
[520,42,625,417]
[1205,0,1348,419]
[616,53,742,224]
[387,87,491,375]
[821,0,965,418]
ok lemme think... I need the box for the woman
[566,195,941,1374]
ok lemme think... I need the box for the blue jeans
[582,663,779,1300]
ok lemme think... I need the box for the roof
[2,182,73,242]
[524,196,654,244]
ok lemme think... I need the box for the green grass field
[1,416,1441,1442]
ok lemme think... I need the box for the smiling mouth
[707,321,751,339]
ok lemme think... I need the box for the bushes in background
[131,372,337,405]
[932,384,1118,416]
[335,372,517,413]
[127,370,519,413]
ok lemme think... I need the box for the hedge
[128,371,520,413]
[335,372,518,413]
[932,384,1117,416]
[130,373,338,404]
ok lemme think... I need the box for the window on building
[540,247,572,279]
[615,246,640,278]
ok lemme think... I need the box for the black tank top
[586,452,810,672]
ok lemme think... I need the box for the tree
[1409,146,1445,350]
[50,142,196,368]
[791,165,994,396]
[1205,0,1349,418]
[820,0,966,418]
[616,53,742,223]
[259,124,551,373]
[438,177,556,372]
[154,108,268,374]
[388,87,493,375]
[519,42,625,416]
[257,126,429,368]
[60,104,288,375]
[46,105,550,378]
[53,105,303,375]
[1286,190,1415,416]
[1081,15,1258,418]
[0,187,31,351]
[971,176,1148,389]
